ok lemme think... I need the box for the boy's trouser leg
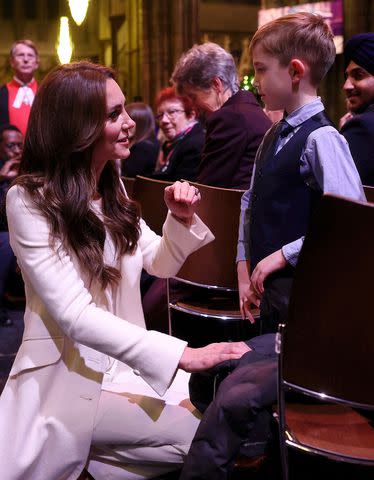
[260,276,293,334]
[180,349,277,480]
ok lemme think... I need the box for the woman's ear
[211,76,224,93]
[289,59,306,84]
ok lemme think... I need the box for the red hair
[156,87,194,117]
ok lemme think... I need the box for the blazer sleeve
[172,140,204,181]
[6,186,212,395]
[151,125,205,182]
[198,109,248,186]
[198,101,271,188]
[139,212,215,277]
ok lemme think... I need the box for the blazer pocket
[10,337,64,376]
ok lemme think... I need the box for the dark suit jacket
[151,122,204,182]
[341,103,374,186]
[122,138,159,178]
[197,90,272,189]
[0,85,10,126]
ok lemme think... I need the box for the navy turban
[344,33,374,75]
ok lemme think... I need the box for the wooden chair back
[175,181,245,290]
[132,176,172,235]
[121,176,136,198]
[282,194,374,407]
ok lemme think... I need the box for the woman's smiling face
[92,78,135,174]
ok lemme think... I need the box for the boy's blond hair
[250,12,335,86]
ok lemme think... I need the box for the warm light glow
[68,0,90,26]
[57,17,73,64]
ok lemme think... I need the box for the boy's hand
[237,260,261,323]
[251,249,287,296]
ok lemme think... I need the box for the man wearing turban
[341,33,374,186]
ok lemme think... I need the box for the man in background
[0,124,23,326]
[0,39,39,137]
[340,33,374,186]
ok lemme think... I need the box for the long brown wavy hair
[16,61,140,288]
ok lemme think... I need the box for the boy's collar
[284,97,324,127]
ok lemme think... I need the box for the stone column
[142,0,200,107]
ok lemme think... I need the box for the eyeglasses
[5,142,23,150]
[155,109,185,121]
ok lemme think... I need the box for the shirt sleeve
[236,188,251,262]
[198,109,253,187]
[236,141,262,263]
[282,126,365,266]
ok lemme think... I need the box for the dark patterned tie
[277,119,293,138]
[266,119,293,159]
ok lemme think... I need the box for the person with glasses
[0,124,23,326]
[152,86,204,182]
[0,39,39,137]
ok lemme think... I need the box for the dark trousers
[181,277,293,480]
[181,335,277,480]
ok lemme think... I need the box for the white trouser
[87,370,201,480]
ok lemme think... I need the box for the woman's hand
[164,181,201,227]
[179,342,251,372]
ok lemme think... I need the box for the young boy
[181,13,365,480]
[237,13,365,330]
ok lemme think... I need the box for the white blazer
[0,185,214,480]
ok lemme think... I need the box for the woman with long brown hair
[0,61,249,480]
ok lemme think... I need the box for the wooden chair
[169,181,259,346]
[277,194,374,479]
[131,176,172,235]
[363,184,374,204]
[175,182,244,290]
[121,176,136,198]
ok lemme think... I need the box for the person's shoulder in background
[122,138,159,178]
